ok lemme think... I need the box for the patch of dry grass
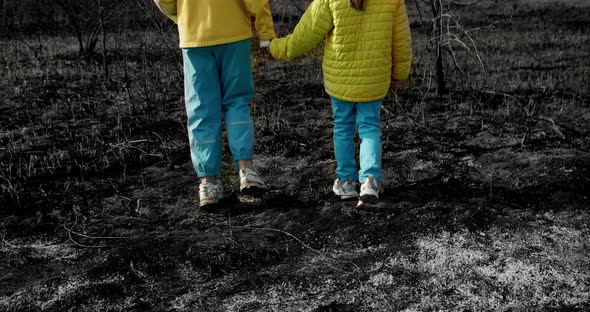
[1,3,589,311]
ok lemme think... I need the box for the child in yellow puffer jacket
[153,0,276,209]
[269,0,412,207]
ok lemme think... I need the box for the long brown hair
[349,0,365,10]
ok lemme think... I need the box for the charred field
[0,1,589,311]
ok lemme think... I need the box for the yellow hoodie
[154,0,276,48]
[270,0,412,102]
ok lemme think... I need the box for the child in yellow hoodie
[153,0,276,209]
[269,0,412,207]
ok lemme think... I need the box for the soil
[1,1,589,311]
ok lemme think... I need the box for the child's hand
[259,40,273,58]
[391,80,409,92]
[260,41,271,49]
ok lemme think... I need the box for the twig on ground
[130,260,148,279]
[64,223,110,248]
[64,224,139,240]
[538,116,566,140]
[63,214,137,248]
[227,225,360,274]
[224,207,243,248]
[480,90,523,106]
[1,234,20,249]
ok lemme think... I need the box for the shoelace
[202,183,221,195]
[241,170,260,182]
[343,182,355,191]
[362,180,379,192]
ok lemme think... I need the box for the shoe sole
[240,185,268,197]
[199,202,220,212]
[199,196,220,210]
[333,188,358,201]
[357,194,379,208]
[339,194,358,201]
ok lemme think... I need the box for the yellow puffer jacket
[270,0,412,102]
[154,0,276,48]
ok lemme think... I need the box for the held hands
[258,39,273,58]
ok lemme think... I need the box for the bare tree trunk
[52,0,87,56]
[431,0,448,96]
[0,0,6,35]
[72,17,87,57]
[98,0,109,80]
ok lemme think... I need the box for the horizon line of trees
[0,0,168,36]
[2,0,502,98]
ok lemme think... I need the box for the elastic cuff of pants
[197,173,219,179]
[233,154,254,162]
[233,157,254,171]
[227,121,253,126]
[359,176,381,184]
[337,176,358,182]
[191,139,219,147]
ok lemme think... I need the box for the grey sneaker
[333,178,359,200]
[239,168,268,195]
[357,175,383,207]
[199,182,224,209]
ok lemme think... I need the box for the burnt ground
[1,2,590,311]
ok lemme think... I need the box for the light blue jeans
[331,97,382,184]
[183,39,255,178]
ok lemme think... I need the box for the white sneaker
[239,168,268,195]
[199,182,224,209]
[333,179,359,200]
[357,175,383,207]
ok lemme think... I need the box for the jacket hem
[179,34,253,48]
[326,89,386,103]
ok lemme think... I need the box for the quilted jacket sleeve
[269,0,333,61]
[153,0,177,23]
[242,0,277,41]
[392,0,412,80]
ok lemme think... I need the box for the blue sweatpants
[182,39,255,178]
[331,97,382,184]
